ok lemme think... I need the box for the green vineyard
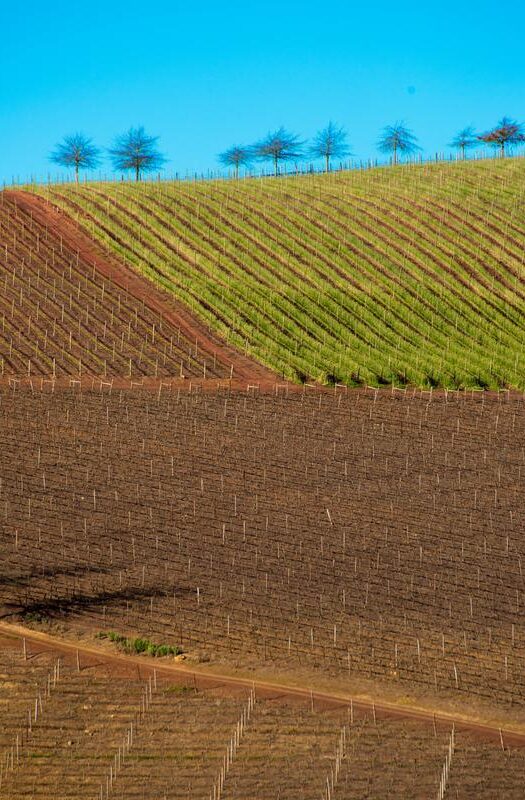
[33,158,525,388]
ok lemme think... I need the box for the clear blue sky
[1,0,524,183]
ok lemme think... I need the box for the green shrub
[166,684,192,694]
[96,632,183,658]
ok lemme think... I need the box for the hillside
[3,161,525,794]
[30,158,525,389]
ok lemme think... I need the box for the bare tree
[109,126,167,181]
[449,126,478,160]
[50,133,101,183]
[377,122,420,165]
[218,145,252,179]
[309,122,351,172]
[478,117,525,157]
[253,127,304,176]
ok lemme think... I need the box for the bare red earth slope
[0,190,275,382]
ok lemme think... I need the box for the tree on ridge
[50,133,101,182]
[449,126,478,160]
[218,145,252,179]
[478,117,525,157]
[309,121,352,172]
[253,127,304,176]
[377,122,420,165]
[109,127,167,181]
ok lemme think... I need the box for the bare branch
[49,133,101,182]
[309,122,352,171]
[478,117,525,157]
[109,127,167,181]
[449,126,478,159]
[377,122,421,165]
[218,145,252,178]
[252,127,304,176]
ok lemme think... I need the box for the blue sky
[1,0,524,182]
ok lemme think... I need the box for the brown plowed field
[2,383,525,719]
[0,190,274,382]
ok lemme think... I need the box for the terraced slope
[31,158,525,388]
[0,192,269,380]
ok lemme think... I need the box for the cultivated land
[2,158,525,796]
[28,158,525,389]
[2,384,525,718]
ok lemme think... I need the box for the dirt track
[1,621,523,749]
[0,374,286,393]
[4,189,277,384]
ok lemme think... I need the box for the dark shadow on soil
[2,584,192,621]
[0,563,115,589]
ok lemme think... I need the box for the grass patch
[21,611,49,625]
[96,631,183,657]
[166,684,193,694]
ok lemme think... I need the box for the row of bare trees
[50,127,166,183]
[450,119,525,159]
[221,118,525,176]
[220,123,348,178]
[50,118,525,181]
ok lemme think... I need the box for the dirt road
[1,620,524,748]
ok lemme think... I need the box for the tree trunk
[235,164,239,180]
[326,154,330,173]
[461,144,465,161]
[500,142,505,158]
[75,163,79,183]
[393,144,397,166]
[274,155,278,177]
[136,164,140,181]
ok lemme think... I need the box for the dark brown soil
[2,384,525,722]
